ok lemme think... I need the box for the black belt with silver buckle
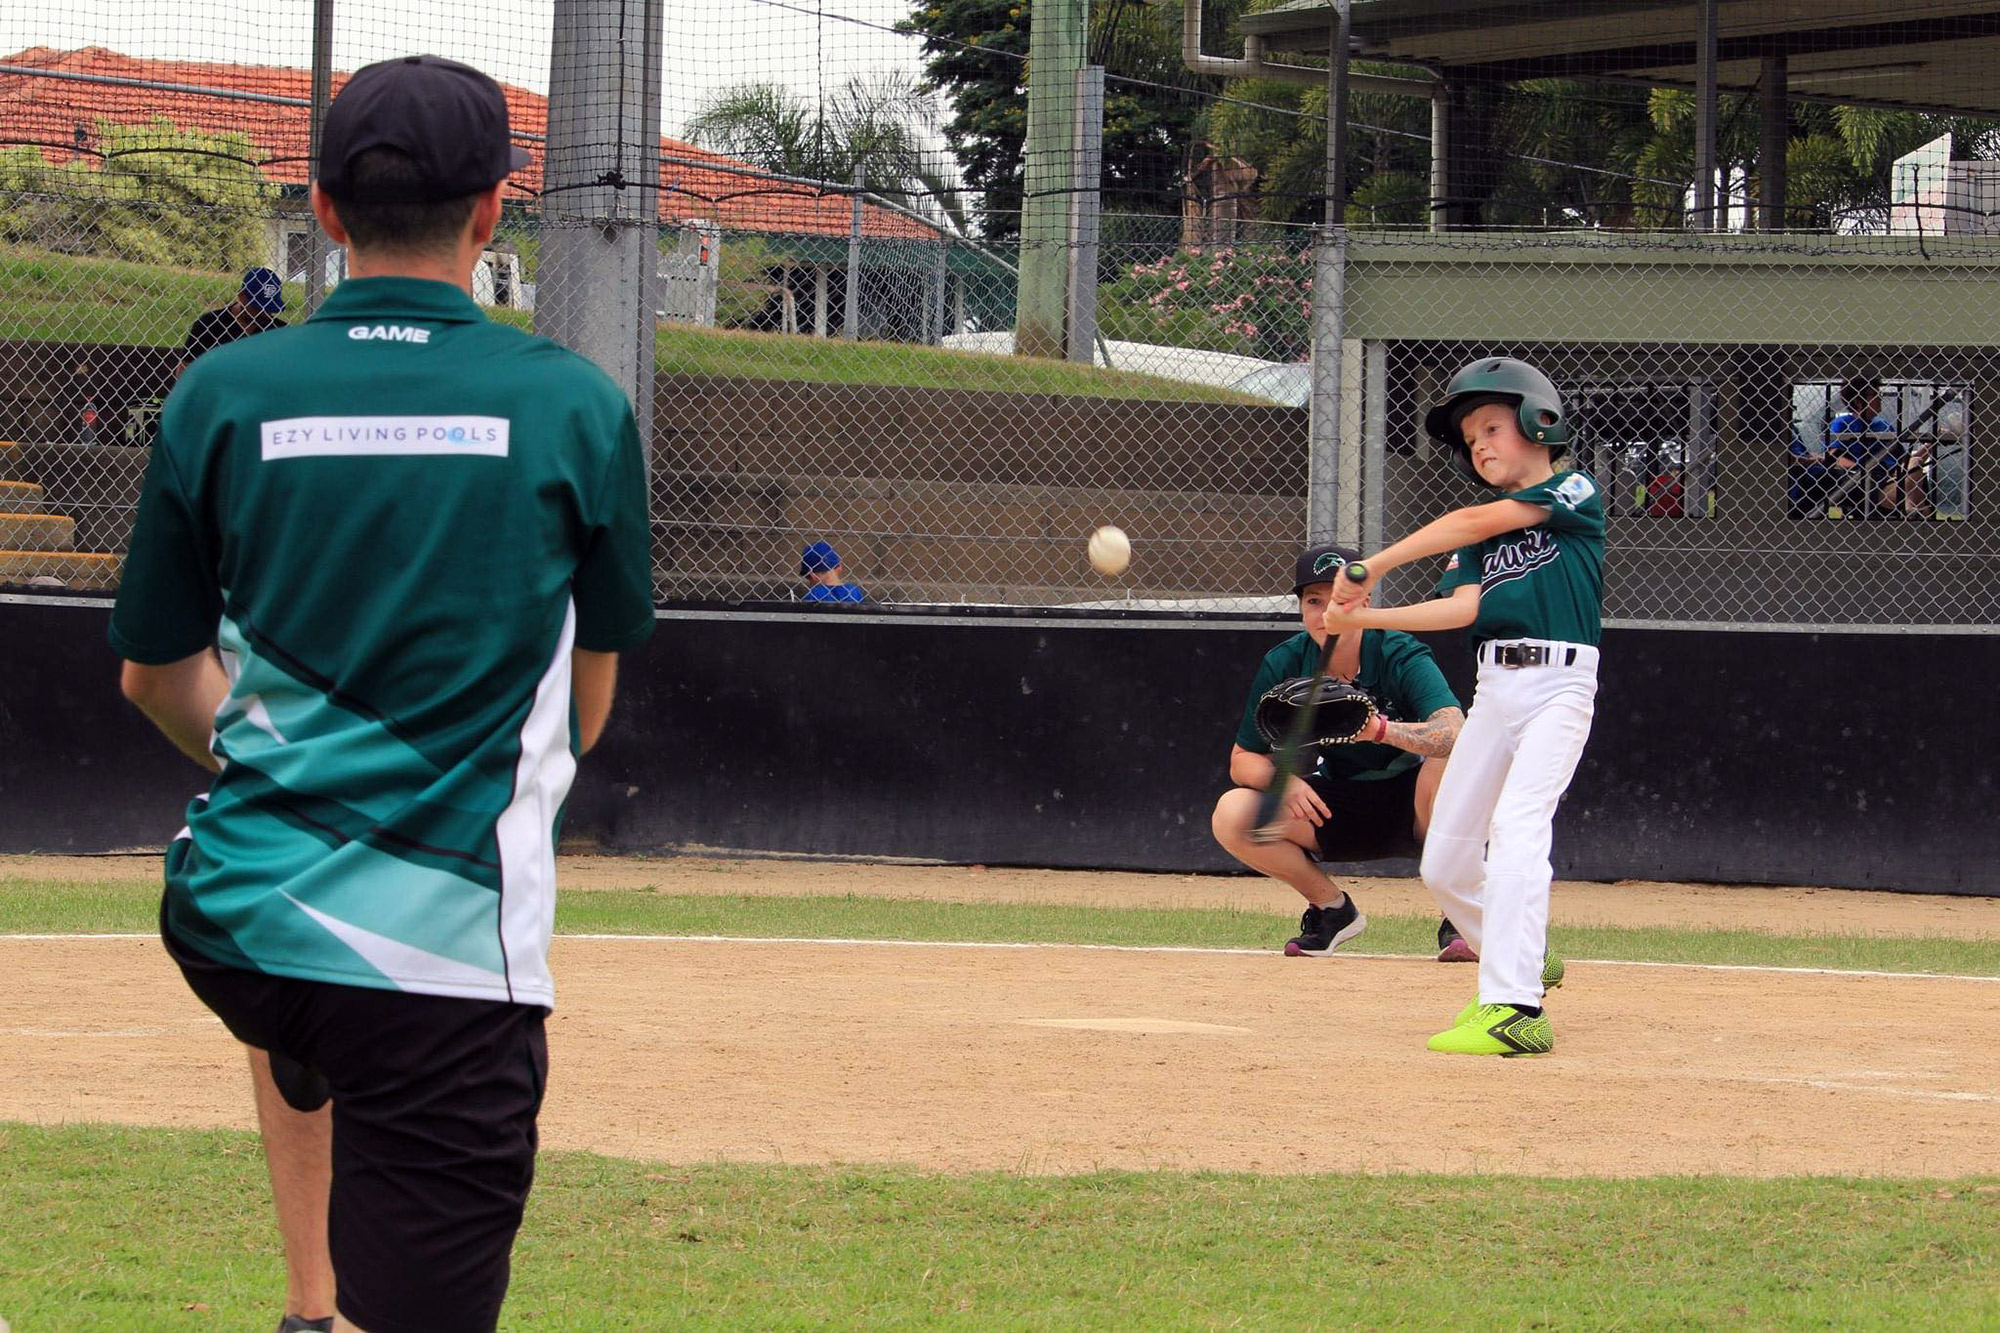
[1486,643,1576,668]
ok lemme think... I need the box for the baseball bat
[1249,560,1370,843]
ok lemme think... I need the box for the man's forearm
[121,651,229,772]
[572,649,619,754]
[1384,707,1462,758]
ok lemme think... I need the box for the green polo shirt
[1234,629,1461,782]
[1438,469,1606,648]
[110,277,655,1008]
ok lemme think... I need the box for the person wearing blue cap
[175,266,288,379]
[801,540,867,603]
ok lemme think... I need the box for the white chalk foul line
[1618,1066,2000,1105]
[558,934,2000,984]
[4,932,1999,985]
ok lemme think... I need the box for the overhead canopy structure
[1242,1,2000,119]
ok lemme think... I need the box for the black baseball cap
[1292,542,1361,595]
[317,55,531,202]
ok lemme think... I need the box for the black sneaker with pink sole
[1283,896,1366,956]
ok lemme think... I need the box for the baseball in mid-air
[1088,524,1131,576]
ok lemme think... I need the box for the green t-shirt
[1234,629,1461,782]
[108,277,656,1009]
[1438,469,1605,648]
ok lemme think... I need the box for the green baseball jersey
[109,277,656,1008]
[1234,629,1461,782]
[1437,469,1605,648]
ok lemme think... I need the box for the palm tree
[685,73,966,235]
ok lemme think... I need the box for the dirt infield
[3,856,1998,1178]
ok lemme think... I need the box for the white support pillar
[540,0,666,449]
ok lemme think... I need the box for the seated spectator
[1825,381,1901,519]
[176,267,288,379]
[1786,423,1835,519]
[1644,469,1685,517]
[800,541,867,603]
[1928,397,1968,520]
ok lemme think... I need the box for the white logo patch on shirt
[347,324,432,344]
[1554,473,1596,509]
[261,416,510,460]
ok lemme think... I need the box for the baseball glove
[1253,676,1383,749]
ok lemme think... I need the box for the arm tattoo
[1383,706,1463,758]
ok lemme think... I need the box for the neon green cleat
[1428,1003,1553,1057]
[1450,951,1564,1028]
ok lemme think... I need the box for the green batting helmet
[1423,357,1570,487]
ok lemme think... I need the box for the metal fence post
[1362,339,1387,553]
[1694,0,1719,228]
[1307,226,1347,544]
[1066,65,1104,366]
[539,0,664,455]
[304,0,334,315]
[845,163,863,341]
[930,241,949,345]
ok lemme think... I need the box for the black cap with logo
[1292,542,1362,595]
[317,55,531,203]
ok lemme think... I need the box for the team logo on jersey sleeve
[1554,473,1596,509]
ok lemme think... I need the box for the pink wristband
[1373,715,1389,744]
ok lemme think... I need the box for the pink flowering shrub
[1098,243,1314,361]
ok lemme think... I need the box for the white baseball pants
[1420,640,1599,1007]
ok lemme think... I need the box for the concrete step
[0,444,27,483]
[0,550,119,590]
[0,480,53,513]
[0,513,75,552]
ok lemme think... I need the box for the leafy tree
[898,0,1255,242]
[0,118,269,268]
[1633,92,2000,229]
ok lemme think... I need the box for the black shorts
[1306,766,1423,864]
[163,905,548,1333]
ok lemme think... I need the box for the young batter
[1322,358,1602,1057]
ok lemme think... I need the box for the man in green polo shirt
[1211,543,1467,958]
[111,55,653,1333]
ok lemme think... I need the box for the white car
[1229,362,1312,407]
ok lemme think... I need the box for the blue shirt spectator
[799,540,868,603]
[1826,384,1900,517]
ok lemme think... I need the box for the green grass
[2,1123,1995,1329]
[0,245,1256,402]
[4,876,1997,977]
[0,247,243,347]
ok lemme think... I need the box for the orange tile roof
[0,46,935,241]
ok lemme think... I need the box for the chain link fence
[1355,231,1999,627]
[1,2,1996,628]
